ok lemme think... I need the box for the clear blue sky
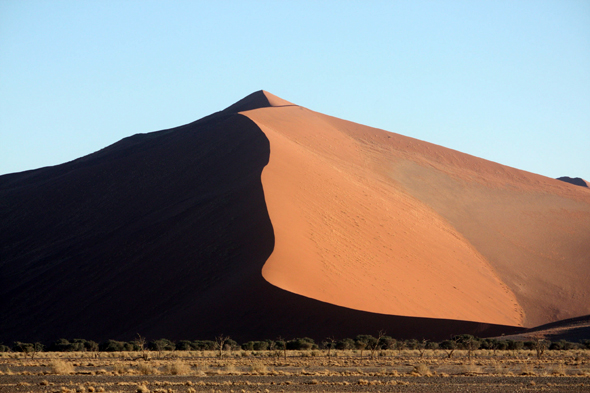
[1,1,589,180]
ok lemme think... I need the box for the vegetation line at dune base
[4,334,590,361]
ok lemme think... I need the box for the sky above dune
[1,1,589,180]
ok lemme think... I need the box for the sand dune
[497,314,590,343]
[241,91,590,328]
[0,90,588,343]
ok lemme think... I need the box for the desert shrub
[479,338,498,350]
[242,341,269,351]
[49,360,75,374]
[439,340,456,350]
[12,342,33,352]
[452,335,480,351]
[48,338,75,351]
[49,338,98,352]
[425,341,439,350]
[164,360,191,375]
[336,338,355,350]
[148,338,175,352]
[355,335,377,348]
[287,337,315,350]
[581,339,590,349]
[137,363,158,375]
[113,363,129,374]
[241,341,254,351]
[404,339,420,350]
[225,338,239,351]
[549,341,562,350]
[495,340,509,350]
[192,340,216,350]
[253,341,269,351]
[274,340,286,350]
[506,340,524,351]
[378,336,397,350]
[99,339,133,352]
[0,344,10,352]
[249,361,268,374]
[550,340,578,350]
[523,341,535,350]
[412,363,431,376]
[73,339,99,352]
[176,340,195,351]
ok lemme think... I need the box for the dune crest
[223,90,295,113]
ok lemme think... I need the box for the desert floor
[1,350,589,392]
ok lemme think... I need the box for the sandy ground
[2,374,590,393]
[1,350,589,393]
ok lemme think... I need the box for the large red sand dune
[242,92,590,329]
[1,91,588,343]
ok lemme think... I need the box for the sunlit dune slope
[244,106,522,326]
[242,94,590,328]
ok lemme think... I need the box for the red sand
[242,91,590,328]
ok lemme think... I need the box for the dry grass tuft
[164,360,191,375]
[520,364,536,376]
[550,363,566,376]
[222,363,239,374]
[411,363,431,376]
[49,359,75,374]
[137,363,159,375]
[461,363,482,375]
[248,361,268,374]
[113,363,129,374]
[136,384,150,393]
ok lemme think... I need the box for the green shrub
[149,338,175,352]
[507,340,524,351]
[336,338,354,350]
[100,339,128,352]
[425,341,439,350]
[286,337,315,350]
[176,340,195,351]
[192,340,216,350]
[379,336,397,350]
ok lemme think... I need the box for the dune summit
[1,91,589,343]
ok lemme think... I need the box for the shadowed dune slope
[241,99,590,329]
[497,314,590,343]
